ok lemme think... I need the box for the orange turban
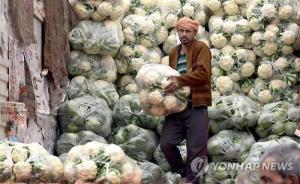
[176,17,199,33]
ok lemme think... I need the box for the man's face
[260,157,292,184]
[177,26,196,45]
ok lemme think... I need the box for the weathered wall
[0,0,58,153]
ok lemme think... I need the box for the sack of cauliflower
[135,64,190,116]
[0,142,63,183]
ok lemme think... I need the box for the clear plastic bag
[63,141,142,183]
[208,94,259,130]
[68,51,117,83]
[69,0,126,21]
[135,64,190,116]
[112,93,164,130]
[69,20,124,55]
[67,76,119,109]
[0,142,64,183]
[58,95,112,138]
[207,130,256,163]
[112,124,158,161]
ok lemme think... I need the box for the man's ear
[287,174,299,184]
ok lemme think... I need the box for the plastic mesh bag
[112,93,164,130]
[55,131,107,156]
[67,76,119,109]
[115,44,162,75]
[69,0,126,21]
[58,95,112,138]
[63,141,142,183]
[208,94,259,130]
[112,124,158,161]
[0,142,64,183]
[69,20,124,55]
[135,64,190,116]
[68,51,117,83]
[116,75,138,96]
[207,130,256,163]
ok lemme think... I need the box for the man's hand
[165,76,179,93]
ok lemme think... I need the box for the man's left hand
[165,76,179,93]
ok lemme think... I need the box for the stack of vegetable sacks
[60,0,300,183]
[0,141,64,183]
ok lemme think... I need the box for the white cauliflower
[148,90,164,105]
[282,31,296,45]
[155,26,169,45]
[141,20,155,35]
[110,6,125,21]
[263,42,277,56]
[11,146,28,162]
[243,36,253,49]
[237,18,251,33]
[278,5,292,20]
[266,24,280,34]
[164,14,178,29]
[141,0,158,8]
[221,44,234,55]
[263,30,276,41]
[281,45,293,55]
[161,56,169,65]
[120,45,133,58]
[274,57,288,71]
[150,105,166,116]
[231,34,245,46]
[76,160,97,181]
[294,58,300,72]
[249,17,262,31]
[47,156,64,180]
[219,55,235,71]
[134,7,147,16]
[251,32,263,45]
[104,144,126,163]
[206,0,222,12]
[222,20,236,34]
[261,4,276,19]
[163,95,178,111]
[131,58,145,72]
[13,161,32,181]
[241,62,255,77]
[246,50,257,64]
[216,76,234,94]
[125,83,138,93]
[149,11,163,26]
[163,34,177,54]
[210,33,228,48]
[97,2,113,18]
[224,1,239,15]
[123,27,136,43]
[258,90,273,104]
[208,16,223,32]
[66,145,84,162]
[140,37,155,48]
[194,11,206,26]
[269,79,286,90]
[257,63,273,80]
[183,4,195,17]
[139,89,149,104]
[228,72,241,82]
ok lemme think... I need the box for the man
[160,17,212,184]
[260,143,300,184]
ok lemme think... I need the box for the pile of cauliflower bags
[49,0,300,183]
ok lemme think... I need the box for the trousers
[160,102,209,184]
